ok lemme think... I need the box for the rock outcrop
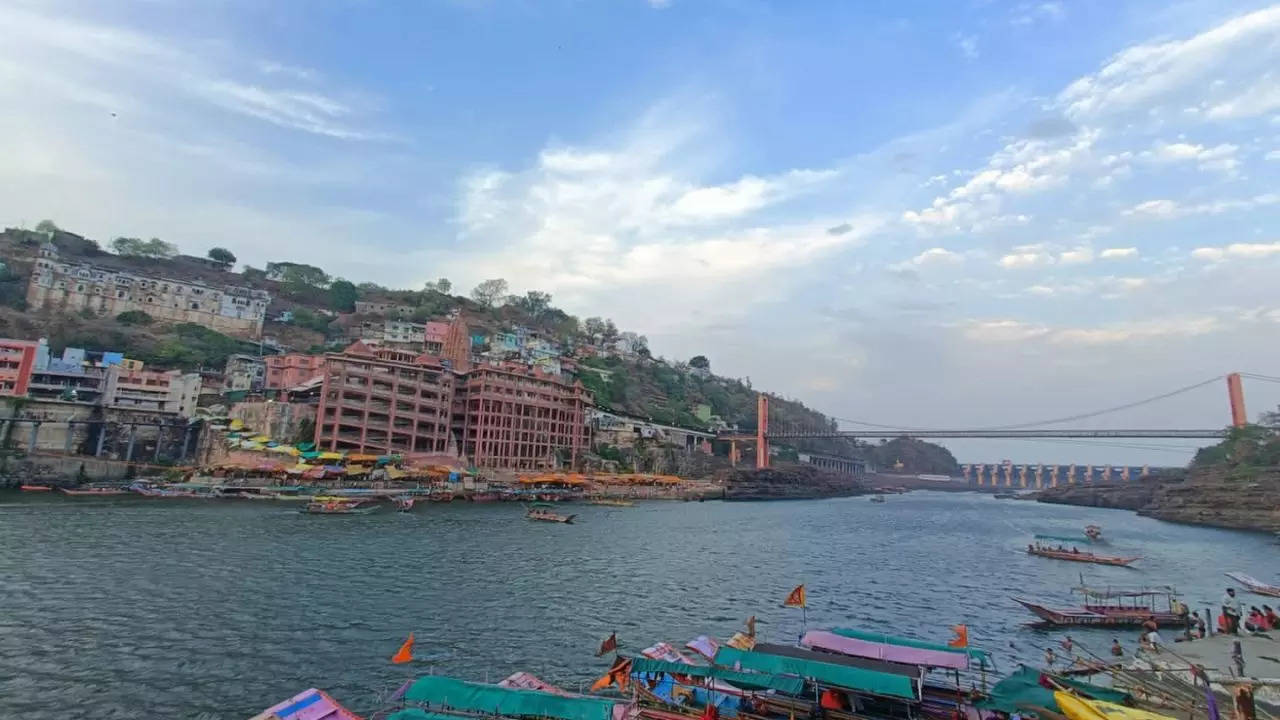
[718,464,868,501]
[1037,467,1280,533]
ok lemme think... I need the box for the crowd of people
[1220,587,1278,634]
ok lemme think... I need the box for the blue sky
[3,0,1280,465]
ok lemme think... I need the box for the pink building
[0,339,38,397]
[265,353,326,390]
[423,321,449,354]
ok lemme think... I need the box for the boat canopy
[630,657,806,695]
[758,642,921,678]
[403,676,616,720]
[1053,690,1175,720]
[830,627,992,663]
[973,667,1127,714]
[1072,586,1176,599]
[802,631,967,671]
[712,647,916,700]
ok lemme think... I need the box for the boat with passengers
[1026,541,1139,567]
[1014,583,1185,627]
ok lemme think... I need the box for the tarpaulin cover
[830,627,992,663]
[248,688,361,720]
[1053,690,1171,720]
[404,676,616,720]
[686,635,720,660]
[498,672,574,696]
[630,657,805,694]
[713,647,915,700]
[803,630,968,670]
[973,667,1128,713]
[642,642,692,664]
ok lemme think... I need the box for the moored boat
[993,492,1018,499]
[1225,571,1280,598]
[20,484,53,492]
[58,485,129,496]
[1027,543,1139,567]
[393,495,416,512]
[869,494,886,503]
[586,497,634,507]
[249,687,361,720]
[525,503,575,523]
[1013,585,1184,627]
[301,499,379,515]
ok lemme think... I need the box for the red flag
[391,632,414,664]
[783,585,806,608]
[948,625,968,649]
[596,632,618,657]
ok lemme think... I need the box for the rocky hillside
[719,465,869,501]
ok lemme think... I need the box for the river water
[1,491,1274,719]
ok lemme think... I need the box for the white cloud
[1099,247,1138,259]
[953,34,979,60]
[909,247,963,265]
[1058,246,1093,265]
[647,0,672,7]
[1024,285,1056,296]
[966,315,1221,345]
[1266,149,1280,161]
[1191,241,1280,262]
[998,251,1051,269]
[1125,193,1280,219]
[1059,7,1280,122]
[1144,141,1239,173]
[1011,2,1065,26]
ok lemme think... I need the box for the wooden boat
[1084,524,1103,541]
[1027,543,1139,567]
[869,494,886,503]
[525,503,575,524]
[1013,584,1184,627]
[393,495,416,512]
[58,486,129,496]
[993,492,1018,499]
[300,499,378,515]
[20,484,53,492]
[1225,571,1280,598]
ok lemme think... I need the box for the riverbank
[719,465,867,500]
[1037,466,1280,533]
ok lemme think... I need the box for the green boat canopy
[713,647,916,700]
[389,711,474,720]
[629,657,806,695]
[404,676,615,720]
[830,627,993,663]
[974,666,1129,714]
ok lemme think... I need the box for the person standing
[1223,588,1243,634]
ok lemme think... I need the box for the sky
[2,0,1279,466]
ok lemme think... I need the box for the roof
[403,676,616,720]
[712,646,916,700]
[830,627,992,663]
[629,656,806,694]
[755,642,922,678]
[801,631,968,671]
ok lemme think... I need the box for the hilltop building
[26,242,270,338]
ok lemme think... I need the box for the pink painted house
[423,321,449,354]
[265,353,326,390]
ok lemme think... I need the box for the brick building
[456,364,589,470]
[27,242,270,338]
[314,341,590,469]
[314,342,455,456]
[264,353,326,391]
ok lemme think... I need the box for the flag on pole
[595,632,618,657]
[391,632,414,664]
[947,624,968,649]
[746,615,757,638]
[783,585,806,608]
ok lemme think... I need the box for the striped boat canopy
[830,627,992,663]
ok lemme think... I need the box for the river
[1,491,1274,719]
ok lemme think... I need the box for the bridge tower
[755,393,769,469]
[1227,373,1247,427]
[1050,465,1060,487]
[1034,464,1044,488]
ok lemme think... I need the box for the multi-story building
[314,342,456,456]
[102,366,201,416]
[26,242,270,338]
[28,340,113,403]
[353,300,414,317]
[264,353,326,391]
[423,321,449,354]
[383,320,426,348]
[0,338,38,397]
[454,364,589,470]
[223,354,266,393]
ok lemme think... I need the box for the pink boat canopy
[802,630,969,670]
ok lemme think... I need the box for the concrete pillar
[27,422,40,452]
[125,424,136,461]
[1227,372,1247,428]
[65,422,75,454]
[95,422,107,457]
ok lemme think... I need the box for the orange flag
[590,656,631,691]
[783,584,806,608]
[948,624,968,649]
[391,632,414,664]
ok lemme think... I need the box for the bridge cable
[828,375,1225,432]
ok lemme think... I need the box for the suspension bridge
[719,371,1280,473]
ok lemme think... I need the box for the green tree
[207,247,236,267]
[509,290,552,318]
[689,355,710,369]
[267,262,330,287]
[327,279,358,312]
[113,236,177,259]
[424,277,452,294]
[116,310,153,326]
[471,278,509,307]
[583,317,606,345]
[35,219,59,235]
